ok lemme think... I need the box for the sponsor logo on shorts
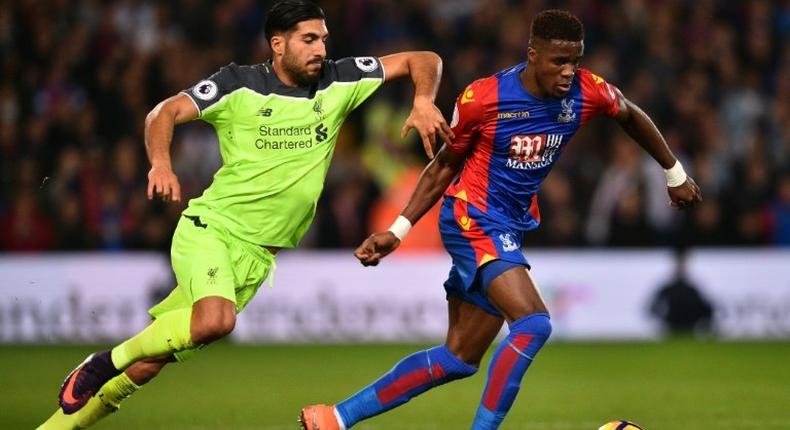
[499,233,519,252]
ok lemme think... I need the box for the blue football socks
[336,344,477,428]
[472,313,552,430]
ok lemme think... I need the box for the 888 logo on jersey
[506,134,563,169]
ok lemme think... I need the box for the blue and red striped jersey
[445,63,620,232]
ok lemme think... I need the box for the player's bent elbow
[145,101,167,128]
[419,51,442,69]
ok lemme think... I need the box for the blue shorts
[440,197,530,317]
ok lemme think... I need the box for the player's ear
[271,35,285,57]
[527,46,537,63]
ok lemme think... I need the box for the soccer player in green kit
[37,1,453,428]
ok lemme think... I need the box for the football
[598,420,645,430]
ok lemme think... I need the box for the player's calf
[125,357,171,385]
[331,345,478,428]
[473,313,552,429]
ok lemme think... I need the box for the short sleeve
[328,57,385,114]
[579,68,620,119]
[448,81,486,154]
[182,63,244,125]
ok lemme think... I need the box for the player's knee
[429,345,478,380]
[446,341,486,368]
[510,312,552,343]
[192,313,236,344]
[447,354,479,379]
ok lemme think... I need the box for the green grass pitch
[4,339,789,429]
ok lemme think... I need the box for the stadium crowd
[0,0,788,252]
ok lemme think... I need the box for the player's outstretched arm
[354,145,465,266]
[380,52,454,159]
[612,90,702,209]
[144,93,198,202]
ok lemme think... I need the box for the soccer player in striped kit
[301,9,702,430]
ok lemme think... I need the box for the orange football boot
[299,404,341,430]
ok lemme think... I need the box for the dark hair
[264,0,325,44]
[530,9,584,42]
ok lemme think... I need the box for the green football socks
[37,372,140,429]
[110,308,193,370]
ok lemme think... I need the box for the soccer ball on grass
[598,420,644,430]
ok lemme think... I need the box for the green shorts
[149,213,275,360]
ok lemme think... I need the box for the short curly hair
[530,9,584,42]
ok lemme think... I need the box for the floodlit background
[1,1,789,429]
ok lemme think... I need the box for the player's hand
[354,231,401,267]
[147,165,182,202]
[668,176,702,210]
[402,98,455,160]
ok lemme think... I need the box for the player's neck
[520,69,549,99]
[271,60,300,87]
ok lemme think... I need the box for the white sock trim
[334,407,347,430]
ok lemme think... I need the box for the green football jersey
[181,57,384,248]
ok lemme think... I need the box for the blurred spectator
[1,194,55,251]
[768,171,790,245]
[649,248,714,335]
[0,0,787,252]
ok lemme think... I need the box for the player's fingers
[365,253,382,266]
[354,247,371,261]
[401,122,413,139]
[435,126,452,147]
[422,138,435,159]
[154,179,164,199]
[147,179,155,200]
[356,238,376,255]
[171,181,181,202]
[423,132,436,159]
[441,121,455,141]
[161,182,172,201]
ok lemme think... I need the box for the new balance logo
[259,108,273,117]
